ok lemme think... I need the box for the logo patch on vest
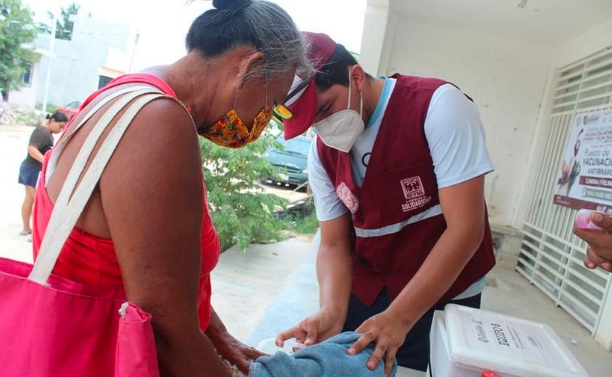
[336,182,359,214]
[400,176,431,212]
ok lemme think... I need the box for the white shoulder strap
[46,85,154,184]
[29,89,185,284]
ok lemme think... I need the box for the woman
[18,111,68,236]
[31,0,310,375]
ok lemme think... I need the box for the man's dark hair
[315,44,371,90]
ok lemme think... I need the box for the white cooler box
[429,304,590,377]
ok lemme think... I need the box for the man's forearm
[316,244,353,318]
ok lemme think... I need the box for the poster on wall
[553,106,612,214]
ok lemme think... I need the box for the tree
[53,3,79,41]
[200,121,289,252]
[0,0,41,100]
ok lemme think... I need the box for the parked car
[263,135,312,189]
[57,100,81,120]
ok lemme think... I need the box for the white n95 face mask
[313,77,364,153]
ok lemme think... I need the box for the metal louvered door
[518,47,612,333]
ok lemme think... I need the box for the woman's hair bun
[212,0,251,11]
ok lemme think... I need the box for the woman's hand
[211,332,265,374]
[206,308,264,374]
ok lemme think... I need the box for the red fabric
[115,303,160,377]
[317,74,495,306]
[79,74,178,112]
[284,32,336,140]
[32,73,220,330]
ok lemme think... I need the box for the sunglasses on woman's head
[272,76,314,122]
[272,102,293,121]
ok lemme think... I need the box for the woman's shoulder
[80,83,193,135]
[30,124,50,136]
[106,92,198,160]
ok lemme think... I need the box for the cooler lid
[443,304,590,377]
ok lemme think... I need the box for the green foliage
[200,122,289,252]
[13,108,43,127]
[36,101,57,114]
[0,0,42,96]
[285,209,318,235]
[47,3,79,41]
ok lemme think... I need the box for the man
[275,32,496,374]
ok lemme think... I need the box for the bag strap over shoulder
[29,88,192,285]
[46,85,153,184]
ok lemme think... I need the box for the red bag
[0,87,183,376]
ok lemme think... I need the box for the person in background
[276,32,496,374]
[574,211,612,273]
[18,111,68,236]
[31,0,310,375]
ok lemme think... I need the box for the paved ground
[2,123,611,376]
[0,124,35,263]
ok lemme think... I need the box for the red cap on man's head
[283,32,337,140]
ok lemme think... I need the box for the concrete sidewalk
[210,237,317,342]
[0,125,35,264]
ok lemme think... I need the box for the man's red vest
[317,74,496,306]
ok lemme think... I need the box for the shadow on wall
[490,224,524,270]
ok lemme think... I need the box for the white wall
[33,17,134,109]
[8,63,41,108]
[360,0,389,75]
[379,16,556,226]
[557,18,612,69]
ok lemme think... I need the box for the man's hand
[574,212,612,272]
[348,310,410,376]
[276,307,345,348]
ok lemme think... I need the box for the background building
[10,15,136,110]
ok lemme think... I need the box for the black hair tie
[213,0,251,11]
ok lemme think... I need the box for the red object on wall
[482,371,500,377]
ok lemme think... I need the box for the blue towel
[249,331,398,377]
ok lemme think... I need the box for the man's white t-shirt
[307,78,494,300]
